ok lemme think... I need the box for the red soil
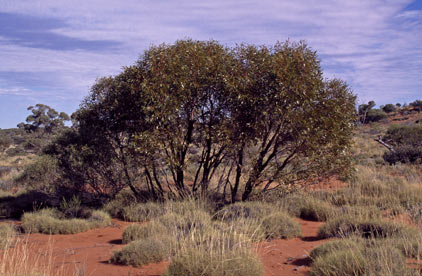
[7,218,325,276]
[257,219,325,276]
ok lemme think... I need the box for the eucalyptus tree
[46,39,356,201]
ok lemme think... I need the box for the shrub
[14,155,59,193]
[102,189,137,218]
[122,222,167,244]
[0,224,16,248]
[384,145,422,164]
[261,212,302,239]
[366,109,387,123]
[110,238,169,267]
[382,104,396,113]
[122,202,165,222]
[164,247,263,276]
[318,216,413,239]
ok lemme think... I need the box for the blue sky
[0,0,421,129]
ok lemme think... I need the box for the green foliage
[111,238,169,267]
[17,104,70,135]
[383,125,422,164]
[382,104,396,113]
[365,109,388,123]
[280,193,338,221]
[261,212,302,239]
[44,39,355,201]
[14,155,59,193]
[309,238,365,260]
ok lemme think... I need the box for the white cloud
[0,0,420,108]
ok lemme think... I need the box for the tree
[358,101,376,124]
[46,39,356,201]
[382,104,396,113]
[17,104,70,135]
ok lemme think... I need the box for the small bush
[318,216,413,239]
[0,224,16,248]
[164,247,263,276]
[111,238,169,267]
[384,145,422,164]
[103,189,137,218]
[382,104,396,113]
[366,109,388,123]
[122,202,165,222]
[261,212,302,239]
[122,222,167,244]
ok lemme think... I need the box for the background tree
[358,101,375,124]
[382,104,396,113]
[17,104,70,135]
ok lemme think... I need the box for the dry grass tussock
[0,234,75,276]
[111,200,301,275]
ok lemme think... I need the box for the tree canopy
[46,40,356,201]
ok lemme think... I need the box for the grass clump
[164,247,263,276]
[279,193,339,221]
[111,238,169,267]
[22,208,111,234]
[122,222,167,244]
[309,238,365,260]
[122,202,165,222]
[0,224,16,248]
[215,201,274,221]
[310,245,407,276]
[261,212,302,239]
[318,215,413,239]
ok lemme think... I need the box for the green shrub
[122,202,165,222]
[366,109,388,123]
[111,238,169,267]
[0,224,16,248]
[318,216,413,239]
[14,155,59,193]
[102,189,137,218]
[261,212,302,239]
[122,222,167,244]
[384,145,422,164]
[164,248,263,276]
[88,210,112,227]
[382,104,396,113]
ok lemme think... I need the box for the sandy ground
[3,218,325,276]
